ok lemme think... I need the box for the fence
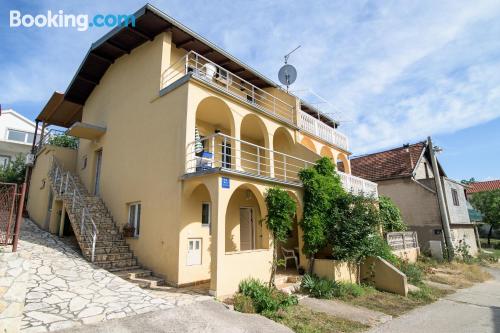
[0,182,26,251]
[386,231,419,251]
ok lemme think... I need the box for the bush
[379,196,406,232]
[0,154,26,184]
[233,294,255,313]
[301,274,365,299]
[334,282,365,298]
[238,279,297,314]
[398,262,423,285]
[48,134,78,149]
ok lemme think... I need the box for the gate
[0,182,26,251]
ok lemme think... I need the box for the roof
[467,180,500,194]
[350,142,427,181]
[1,109,37,128]
[42,3,337,128]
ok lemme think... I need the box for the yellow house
[26,4,378,298]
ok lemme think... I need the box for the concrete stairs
[276,273,302,294]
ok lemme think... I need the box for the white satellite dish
[278,64,297,86]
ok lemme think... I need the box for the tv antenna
[278,45,300,91]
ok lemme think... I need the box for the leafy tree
[48,134,78,149]
[461,177,476,185]
[264,187,296,287]
[0,154,26,184]
[470,189,500,246]
[299,157,344,273]
[379,196,406,232]
[327,194,381,264]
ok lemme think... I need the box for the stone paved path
[18,219,211,332]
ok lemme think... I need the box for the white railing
[387,231,419,251]
[298,110,349,151]
[161,51,296,124]
[186,133,377,198]
[338,172,378,198]
[50,158,98,262]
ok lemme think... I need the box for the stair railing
[49,157,99,262]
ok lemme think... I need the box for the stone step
[94,252,133,262]
[83,245,130,255]
[113,269,153,279]
[94,258,138,270]
[107,265,142,273]
[112,269,165,289]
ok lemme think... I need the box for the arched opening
[301,137,317,154]
[194,97,235,171]
[225,184,269,252]
[273,127,295,180]
[320,146,334,161]
[336,153,349,173]
[240,114,269,176]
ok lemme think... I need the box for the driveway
[18,220,210,332]
[368,267,500,333]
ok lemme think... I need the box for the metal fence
[0,182,26,251]
[386,231,419,251]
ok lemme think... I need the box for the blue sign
[222,177,230,189]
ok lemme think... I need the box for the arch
[224,183,269,252]
[273,127,295,180]
[195,96,235,137]
[240,114,269,176]
[336,153,350,173]
[301,137,317,154]
[320,146,334,160]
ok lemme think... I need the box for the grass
[271,305,368,333]
[425,262,492,288]
[480,238,500,258]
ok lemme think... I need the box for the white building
[0,109,37,168]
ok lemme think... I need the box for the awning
[36,92,82,128]
[67,122,106,140]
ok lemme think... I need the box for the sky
[1,0,499,182]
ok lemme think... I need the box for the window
[128,202,141,236]
[7,129,33,143]
[81,156,88,170]
[424,162,429,178]
[451,189,460,206]
[0,155,10,169]
[201,202,210,226]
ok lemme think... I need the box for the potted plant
[122,224,135,237]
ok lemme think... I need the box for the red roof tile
[351,142,426,182]
[467,180,500,193]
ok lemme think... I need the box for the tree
[470,189,500,246]
[299,157,344,273]
[264,187,296,287]
[461,178,476,185]
[0,154,26,184]
[379,196,406,233]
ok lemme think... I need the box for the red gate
[0,182,26,251]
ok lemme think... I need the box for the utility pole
[428,136,454,260]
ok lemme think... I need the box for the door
[94,150,102,196]
[222,142,231,168]
[187,238,202,266]
[240,207,255,251]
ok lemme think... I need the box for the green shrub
[238,278,297,314]
[379,196,406,232]
[398,262,423,285]
[233,294,255,313]
[301,274,338,299]
[335,282,365,298]
[48,134,78,149]
[477,251,499,264]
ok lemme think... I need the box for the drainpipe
[428,136,454,260]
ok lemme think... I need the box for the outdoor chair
[281,246,298,271]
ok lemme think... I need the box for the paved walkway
[368,267,500,333]
[18,219,211,332]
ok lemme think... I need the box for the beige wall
[27,146,77,231]
[393,248,420,263]
[360,256,408,296]
[313,259,358,283]
[451,226,479,256]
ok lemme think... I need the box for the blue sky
[1,1,499,181]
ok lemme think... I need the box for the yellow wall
[27,145,77,231]
[313,259,358,283]
[393,248,420,263]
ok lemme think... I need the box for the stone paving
[16,219,211,332]
[0,249,30,333]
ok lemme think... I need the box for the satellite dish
[278,64,297,86]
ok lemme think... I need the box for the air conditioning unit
[25,153,35,166]
[200,63,216,81]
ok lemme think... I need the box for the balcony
[162,51,296,124]
[298,110,349,151]
[34,129,76,155]
[185,133,377,197]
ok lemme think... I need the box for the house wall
[27,145,77,231]
[414,156,434,180]
[0,111,36,163]
[377,178,443,250]
[443,179,471,225]
[451,226,479,256]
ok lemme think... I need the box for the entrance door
[222,142,231,168]
[94,150,102,196]
[240,207,255,251]
[187,238,202,266]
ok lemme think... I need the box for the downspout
[428,136,454,260]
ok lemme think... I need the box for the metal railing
[162,51,296,124]
[387,231,419,251]
[298,110,349,151]
[34,129,75,155]
[186,133,378,198]
[49,158,98,262]
[339,172,378,198]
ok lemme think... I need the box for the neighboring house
[26,4,377,298]
[0,109,37,168]
[466,180,500,238]
[351,139,479,256]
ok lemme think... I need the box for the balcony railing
[298,110,349,151]
[34,129,69,154]
[186,133,377,197]
[162,51,296,124]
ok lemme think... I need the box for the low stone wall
[360,256,408,296]
[313,259,358,283]
[0,250,31,333]
[392,247,420,263]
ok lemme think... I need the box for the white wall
[443,178,471,225]
[0,110,36,164]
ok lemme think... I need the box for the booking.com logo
[9,10,135,31]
